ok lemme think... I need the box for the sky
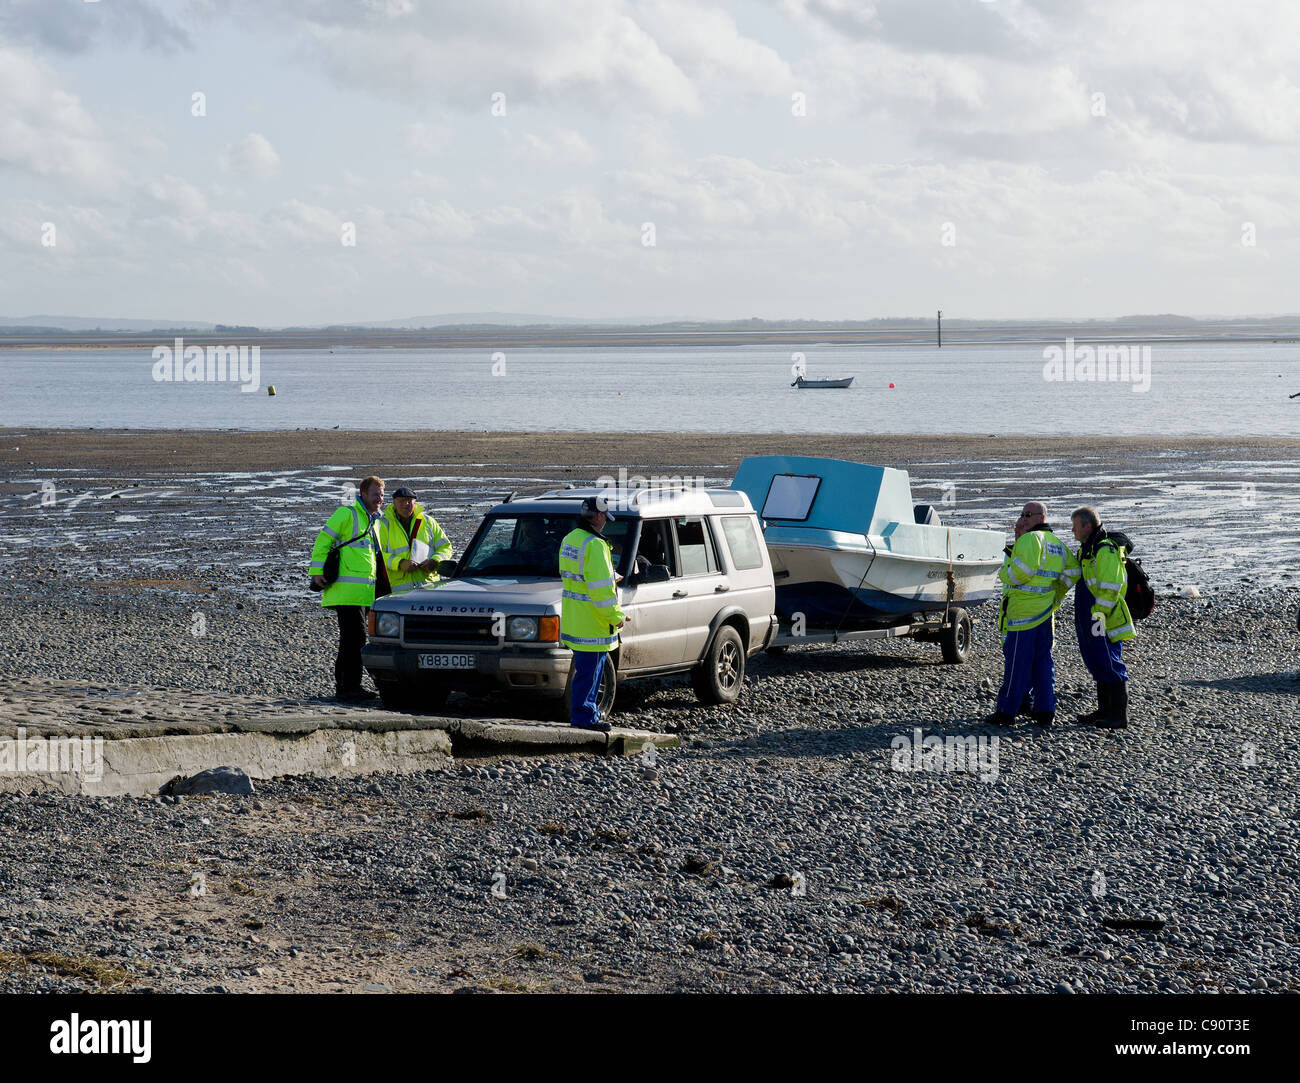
[2,0,1299,325]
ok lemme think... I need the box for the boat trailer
[766,606,974,665]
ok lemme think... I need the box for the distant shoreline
[4,327,1300,351]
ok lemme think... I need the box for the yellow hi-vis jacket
[309,499,380,608]
[559,525,627,652]
[998,526,1079,634]
[1080,535,1136,643]
[378,502,453,595]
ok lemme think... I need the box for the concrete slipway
[0,677,678,797]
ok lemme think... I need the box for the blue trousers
[996,619,1055,716]
[1074,582,1127,683]
[569,650,608,727]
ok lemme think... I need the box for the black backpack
[1104,530,1155,621]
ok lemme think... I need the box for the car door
[672,515,730,661]
[617,518,688,671]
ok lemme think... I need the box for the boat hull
[792,376,853,388]
[768,537,1002,628]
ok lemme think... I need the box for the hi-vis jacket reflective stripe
[558,525,627,652]
[378,502,453,595]
[309,499,379,608]
[1079,537,1136,643]
[998,526,1078,634]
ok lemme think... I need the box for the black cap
[580,496,614,520]
[392,486,416,498]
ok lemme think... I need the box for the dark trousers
[333,605,367,694]
[1074,582,1128,683]
[569,650,607,727]
[996,619,1056,716]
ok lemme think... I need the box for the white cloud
[219,132,281,181]
[404,121,450,156]
[224,0,702,112]
[141,174,208,218]
[0,44,124,192]
[0,0,190,54]
[512,129,598,166]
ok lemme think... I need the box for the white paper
[411,539,430,565]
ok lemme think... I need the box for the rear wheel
[692,625,746,704]
[560,654,617,723]
[939,608,972,664]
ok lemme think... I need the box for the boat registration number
[418,653,476,670]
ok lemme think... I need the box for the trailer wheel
[692,625,746,704]
[939,608,972,664]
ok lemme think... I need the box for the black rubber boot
[1018,695,1034,719]
[1077,683,1108,725]
[1030,711,1055,731]
[983,711,1016,727]
[1096,682,1129,729]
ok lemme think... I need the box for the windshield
[458,514,635,578]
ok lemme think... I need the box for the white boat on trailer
[730,456,1007,662]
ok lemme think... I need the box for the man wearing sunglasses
[985,501,1080,730]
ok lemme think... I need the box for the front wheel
[691,625,746,704]
[939,608,972,664]
[374,676,449,713]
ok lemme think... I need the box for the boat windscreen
[761,474,821,521]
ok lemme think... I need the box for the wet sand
[4,428,1299,473]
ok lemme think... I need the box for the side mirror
[638,564,671,585]
[438,559,459,576]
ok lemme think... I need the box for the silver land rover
[361,486,777,717]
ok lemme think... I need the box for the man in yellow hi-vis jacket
[984,501,1079,730]
[558,497,627,731]
[379,486,453,595]
[1070,506,1136,729]
[310,475,384,703]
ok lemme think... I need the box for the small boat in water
[791,375,853,389]
[731,456,1006,630]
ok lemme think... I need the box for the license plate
[418,653,476,670]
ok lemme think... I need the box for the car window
[720,515,764,570]
[674,517,718,576]
[634,519,677,577]
[602,518,636,578]
[460,515,630,577]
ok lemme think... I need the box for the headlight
[375,612,400,638]
[506,615,538,641]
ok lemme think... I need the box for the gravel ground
[1,433,1298,994]
[2,579,1297,994]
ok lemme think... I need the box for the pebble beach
[1,429,1297,994]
